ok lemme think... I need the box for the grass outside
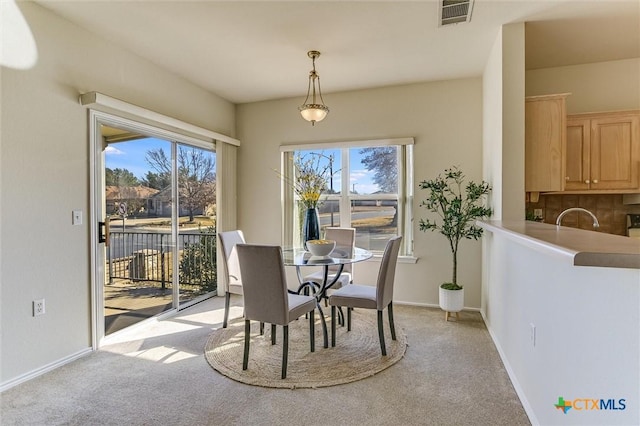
[350,215,393,228]
[113,215,216,229]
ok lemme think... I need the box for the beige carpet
[1,299,531,425]
[205,309,407,388]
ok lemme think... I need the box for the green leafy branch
[418,166,492,289]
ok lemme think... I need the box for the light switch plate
[72,210,83,225]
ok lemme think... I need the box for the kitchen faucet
[555,207,600,229]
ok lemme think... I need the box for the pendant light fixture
[299,50,329,126]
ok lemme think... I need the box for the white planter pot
[439,286,464,313]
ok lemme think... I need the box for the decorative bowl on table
[305,239,336,257]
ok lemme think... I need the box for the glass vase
[302,207,320,245]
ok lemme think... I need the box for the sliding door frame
[89,110,217,348]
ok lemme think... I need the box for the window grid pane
[350,146,399,195]
[349,198,398,252]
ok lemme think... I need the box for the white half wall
[482,229,639,426]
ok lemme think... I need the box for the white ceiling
[34,0,640,104]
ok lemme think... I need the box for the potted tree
[418,166,492,321]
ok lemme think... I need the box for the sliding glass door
[93,114,217,340]
[174,142,217,305]
[103,134,175,335]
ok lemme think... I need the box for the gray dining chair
[302,227,356,290]
[328,236,402,356]
[236,244,317,379]
[218,230,246,329]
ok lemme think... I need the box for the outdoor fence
[107,230,217,292]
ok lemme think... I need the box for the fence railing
[107,231,216,290]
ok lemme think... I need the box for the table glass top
[282,245,372,266]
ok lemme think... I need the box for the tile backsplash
[526,194,640,236]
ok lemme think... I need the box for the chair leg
[331,306,336,347]
[281,325,289,379]
[242,320,251,370]
[347,307,352,331]
[271,324,276,345]
[303,286,310,319]
[309,308,315,352]
[337,306,345,326]
[377,310,387,356]
[316,303,329,349]
[223,292,231,328]
[388,301,397,341]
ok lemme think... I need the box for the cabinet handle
[592,179,598,184]
[585,180,590,184]
[565,176,570,181]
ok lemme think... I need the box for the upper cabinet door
[565,118,591,190]
[590,113,639,190]
[525,94,568,192]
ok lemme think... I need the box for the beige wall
[501,24,526,221]
[482,23,526,223]
[236,78,485,310]
[0,2,235,385]
[526,58,640,113]
[481,22,526,315]
[483,26,504,220]
[482,27,505,317]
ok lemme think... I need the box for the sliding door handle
[98,220,110,246]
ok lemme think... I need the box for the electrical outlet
[530,323,536,347]
[33,299,45,316]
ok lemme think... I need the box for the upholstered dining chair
[328,236,402,356]
[302,227,356,291]
[236,244,317,379]
[218,230,246,328]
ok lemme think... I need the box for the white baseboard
[0,347,93,393]
[481,310,538,426]
[396,300,481,312]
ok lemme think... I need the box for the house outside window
[281,138,414,256]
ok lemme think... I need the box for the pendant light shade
[299,50,329,126]
[300,104,329,123]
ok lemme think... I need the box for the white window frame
[280,138,414,256]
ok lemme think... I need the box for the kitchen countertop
[477,220,640,269]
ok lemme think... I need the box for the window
[281,138,413,256]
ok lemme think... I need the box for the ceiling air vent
[439,0,474,26]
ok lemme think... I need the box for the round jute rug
[204,309,407,389]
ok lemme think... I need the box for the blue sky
[105,138,171,180]
[298,148,379,195]
[107,138,379,194]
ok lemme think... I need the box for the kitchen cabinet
[525,93,568,193]
[565,110,640,191]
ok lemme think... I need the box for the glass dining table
[282,244,373,348]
